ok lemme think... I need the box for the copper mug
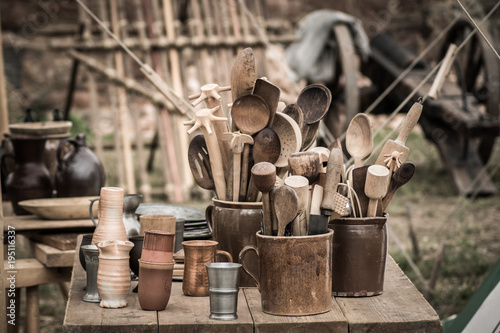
[182,240,233,297]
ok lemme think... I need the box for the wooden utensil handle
[321,148,343,214]
[395,100,423,145]
[367,199,378,217]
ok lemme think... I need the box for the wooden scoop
[365,165,390,217]
[375,100,423,168]
[253,78,281,127]
[382,162,416,211]
[284,175,310,236]
[187,134,214,191]
[296,84,332,125]
[282,103,304,131]
[269,112,302,168]
[231,94,270,135]
[346,113,373,168]
[288,151,321,184]
[274,185,299,236]
[253,128,281,164]
[251,162,276,235]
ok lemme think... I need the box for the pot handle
[215,249,233,263]
[205,203,214,234]
[89,198,100,227]
[239,245,260,290]
[56,138,78,165]
[0,153,14,177]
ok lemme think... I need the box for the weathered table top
[63,240,442,333]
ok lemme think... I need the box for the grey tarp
[286,9,371,83]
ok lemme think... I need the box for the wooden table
[63,244,442,332]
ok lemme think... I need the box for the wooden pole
[163,0,192,201]
[0,13,9,139]
[97,0,125,188]
[110,0,137,193]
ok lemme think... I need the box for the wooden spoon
[274,185,299,236]
[253,128,281,164]
[346,113,373,168]
[296,84,332,125]
[253,78,281,127]
[230,47,255,103]
[187,134,214,191]
[251,162,276,235]
[231,94,270,135]
[382,162,416,211]
[365,165,390,217]
[282,103,304,132]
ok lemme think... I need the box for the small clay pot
[141,230,175,263]
[129,235,144,276]
[79,234,94,271]
[138,260,175,311]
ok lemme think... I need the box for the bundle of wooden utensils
[185,47,422,236]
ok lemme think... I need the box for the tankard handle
[215,249,233,263]
[89,198,100,227]
[205,203,214,234]
[239,245,260,290]
[0,153,14,177]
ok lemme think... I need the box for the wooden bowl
[9,121,72,137]
[18,196,99,220]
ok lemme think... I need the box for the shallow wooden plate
[18,196,98,220]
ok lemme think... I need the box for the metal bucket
[330,214,388,297]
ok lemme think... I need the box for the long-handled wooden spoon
[230,47,256,103]
[346,113,373,168]
[252,78,281,127]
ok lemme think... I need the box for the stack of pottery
[138,230,175,311]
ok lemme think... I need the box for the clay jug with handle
[1,135,53,215]
[55,133,106,197]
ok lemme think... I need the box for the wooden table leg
[26,286,39,333]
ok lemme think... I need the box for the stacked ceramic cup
[137,230,175,311]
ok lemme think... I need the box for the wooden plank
[158,283,253,333]
[30,232,79,250]
[63,235,157,333]
[335,256,442,332]
[30,241,74,268]
[3,215,94,232]
[3,259,72,288]
[245,288,348,333]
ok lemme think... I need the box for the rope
[456,0,500,61]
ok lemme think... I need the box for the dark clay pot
[1,136,53,215]
[129,235,144,276]
[79,234,94,271]
[55,134,106,197]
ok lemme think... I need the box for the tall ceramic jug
[1,135,53,215]
[91,187,128,245]
[55,133,106,197]
[96,240,134,308]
